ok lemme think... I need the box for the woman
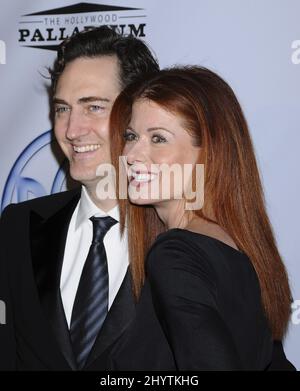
[110,66,293,370]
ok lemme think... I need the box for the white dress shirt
[60,186,129,328]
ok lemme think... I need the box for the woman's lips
[129,171,158,187]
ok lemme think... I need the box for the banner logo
[18,2,147,51]
[1,131,69,212]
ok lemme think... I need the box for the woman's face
[122,99,200,206]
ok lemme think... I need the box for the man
[0,27,294,371]
[0,26,159,371]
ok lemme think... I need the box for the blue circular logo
[1,130,68,212]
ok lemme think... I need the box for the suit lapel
[85,268,136,368]
[30,189,136,370]
[30,191,80,370]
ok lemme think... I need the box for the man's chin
[69,169,98,186]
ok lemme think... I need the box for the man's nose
[66,109,90,140]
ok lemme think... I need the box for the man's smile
[72,144,101,153]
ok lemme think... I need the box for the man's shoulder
[1,187,81,220]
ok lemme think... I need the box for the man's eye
[123,131,137,142]
[89,105,105,112]
[152,134,167,143]
[55,106,69,114]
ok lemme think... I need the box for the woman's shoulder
[149,228,246,260]
[146,228,252,279]
[146,229,261,311]
[146,229,217,277]
[146,229,220,303]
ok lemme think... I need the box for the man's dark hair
[49,26,159,92]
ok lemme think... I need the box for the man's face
[54,56,121,188]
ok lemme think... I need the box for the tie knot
[90,216,117,243]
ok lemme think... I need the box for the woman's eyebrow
[147,127,174,135]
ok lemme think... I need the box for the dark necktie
[70,215,117,369]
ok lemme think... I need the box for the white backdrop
[0,0,299,369]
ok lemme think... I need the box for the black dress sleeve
[267,341,296,371]
[146,234,243,370]
[0,205,17,370]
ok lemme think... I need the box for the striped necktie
[70,215,117,369]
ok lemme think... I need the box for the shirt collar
[75,186,120,230]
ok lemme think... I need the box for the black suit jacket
[0,190,295,370]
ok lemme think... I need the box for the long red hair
[110,66,292,339]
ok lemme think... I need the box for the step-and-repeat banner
[0,0,299,369]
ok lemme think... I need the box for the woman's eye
[152,134,167,143]
[123,131,137,142]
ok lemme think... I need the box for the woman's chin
[128,197,154,206]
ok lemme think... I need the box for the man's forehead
[55,56,121,98]
[61,55,119,78]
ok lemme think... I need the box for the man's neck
[83,184,118,213]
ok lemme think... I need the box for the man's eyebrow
[78,96,110,104]
[53,96,110,105]
[53,97,68,105]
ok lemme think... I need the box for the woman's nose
[125,139,148,165]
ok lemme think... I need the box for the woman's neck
[154,200,191,229]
